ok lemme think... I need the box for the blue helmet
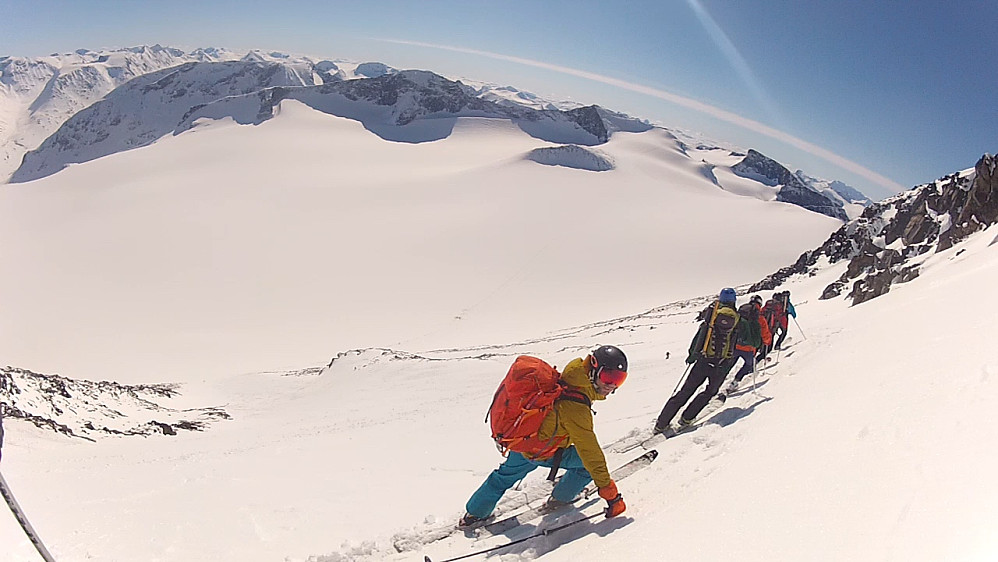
[719,287,737,305]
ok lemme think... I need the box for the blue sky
[2,0,995,200]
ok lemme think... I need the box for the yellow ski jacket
[535,357,612,488]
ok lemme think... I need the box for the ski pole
[424,509,607,562]
[0,471,58,562]
[792,317,807,340]
[672,363,693,394]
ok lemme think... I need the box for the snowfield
[2,100,996,562]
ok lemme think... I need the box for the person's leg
[465,452,539,518]
[682,363,727,420]
[775,325,788,348]
[733,349,754,382]
[656,362,708,429]
[545,447,593,502]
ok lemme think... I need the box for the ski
[615,394,728,454]
[476,449,657,537]
[424,509,606,562]
[0,471,58,562]
[404,449,658,555]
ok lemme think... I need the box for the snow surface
[2,99,995,562]
[0,100,839,384]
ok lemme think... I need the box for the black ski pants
[732,349,757,383]
[656,357,730,430]
[774,322,789,349]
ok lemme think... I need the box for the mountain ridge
[751,152,998,304]
[3,46,864,221]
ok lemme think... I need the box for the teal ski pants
[465,446,592,519]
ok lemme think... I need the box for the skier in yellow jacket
[460,345,628,527]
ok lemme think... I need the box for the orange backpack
[487,355,588,459]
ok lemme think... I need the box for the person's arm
[561,402,625,516]
[561,402,611,487]
[760,316,773,347]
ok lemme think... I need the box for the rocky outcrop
[751,153,998,305]
[0,366,230,439]
[733,149,849,220]
[526,144,615,171]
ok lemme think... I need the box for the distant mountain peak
[795,169,873,210]
[732,149,849,221]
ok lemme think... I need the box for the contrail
[684,0,783,126]
[379,38,907,194]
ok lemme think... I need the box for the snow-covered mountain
[10,62,651,183]
[796,169,872,206]
[796,169,871,219]
[0,45,241,180]
[0,46,398,182]
[753,153,997,303]
[732,149,850,220]
[10,59,322,182]
[2,46,866,221]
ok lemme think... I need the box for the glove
[598,480,626,518]
[686,354,697,365]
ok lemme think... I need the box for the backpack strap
[701,301,720,355]
[544,388,592,478]
[557,388,592,407]
[546,447,565,481]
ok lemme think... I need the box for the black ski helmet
[590,345,628,390]
[592,345,628,372]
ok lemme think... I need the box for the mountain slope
[10,60,320,182]
[0,46,244,180]
[3,199,995,562]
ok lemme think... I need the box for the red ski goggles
[595,367,628,388]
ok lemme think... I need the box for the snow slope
[0,100,839,384]
[3,98,994,562]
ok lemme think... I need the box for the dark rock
[151,421,177,436]
[752,153,997,306]
[0,366,228,439]
[733,149,848,220]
